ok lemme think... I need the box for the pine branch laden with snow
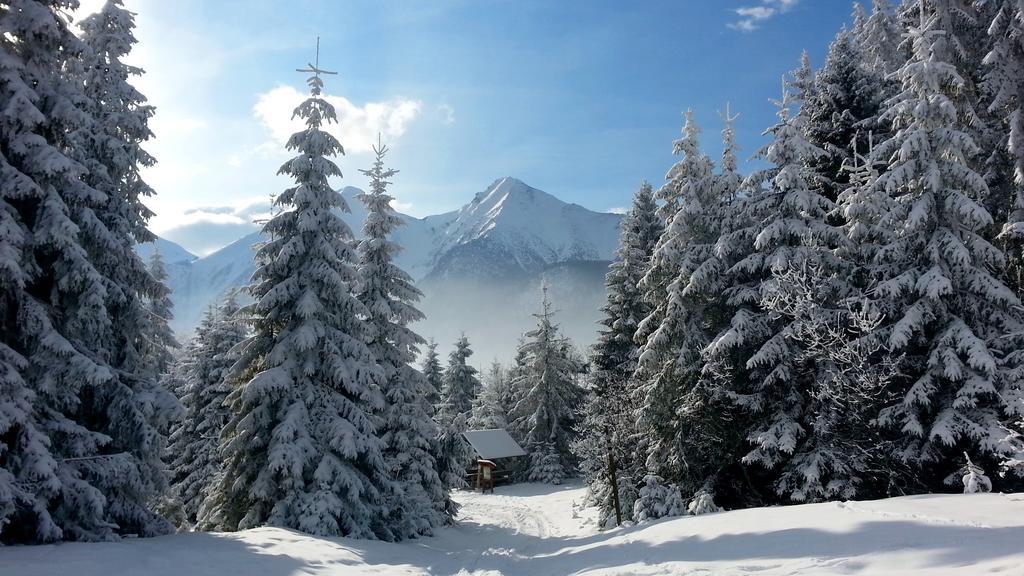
[869,4,1024,485]
[166,292,248,527]
[0,0,178,543]
[510,286,586,484]
[356,142,448,538]
[199,68,391,539]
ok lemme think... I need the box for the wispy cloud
[254,86,422,154]
[437,103,456,125]
[728,0,801,32]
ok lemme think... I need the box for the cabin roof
[462,429,528,459]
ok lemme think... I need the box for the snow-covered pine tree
[511,286,585,484]
[986,0,1024,298]
[166,292,247,527]
[422,339,443,410]
[199,59,390,538]
[634,108,748,504]
[634,112,716,479]
[139,250,178,382]
[708,57,849,503]
[470,361,511,430]
[434,335,479,501]
[803,28,884,203]
[857,0,906,80]
[0,0,178,543]
[577,180,661,525]
[438,335,481,423]
[869,4,1024,491]
[356,140,447,538]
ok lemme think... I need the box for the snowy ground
[4,482,1024,575]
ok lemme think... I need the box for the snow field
[5,482,1024,576]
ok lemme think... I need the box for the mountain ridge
[144,177,622,360]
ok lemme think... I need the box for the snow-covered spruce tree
[139,250,178,381]
[986,0,1024,299]
[438,335,481,423]
[422,339,443,410]
[356,141,447,538]
[634,108,748,506]
[869,6,1024,492]
[803,28,885,203]
[470,361,511,430]
[199,66,390,538]
[708,58,851,503]
[633,112,715,478]
[511,285,585,484]
[166,292,247,527]
[576,180,661,525]
[434,335,479,501]
[0,0,178,543]
[857,0,906,87]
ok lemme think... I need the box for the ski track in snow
[4,482,1024,576]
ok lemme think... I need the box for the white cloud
[254,85,422,154]
[728,0,801,32]
[437,103,456,125]
[607,207,628,215]
[153,198,274,255]
[393,200,416,213]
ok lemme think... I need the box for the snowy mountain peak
[152,177,622,338]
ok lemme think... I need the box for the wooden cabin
[462,429,527,491]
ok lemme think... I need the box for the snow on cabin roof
[462,429,527,459]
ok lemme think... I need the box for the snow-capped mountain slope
[153,178,622,358]
[136,236,197,265]
[429,177,621,279]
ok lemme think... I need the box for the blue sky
[76,0,854,255]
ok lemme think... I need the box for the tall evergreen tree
[356,140,447,538]
[438,335,480,423]
[577,181,661,523]
[470,361,512,430]
[985,0,1024,297]
[199,61,389,538]
[0,0,177,543]
[869,4,1024,491]
[167,292,247,526]
[510,286,585,484]
[803,28,885,203]
[434,335,479,510]
[422,339,443,410]
[639,107,748,505]
[708,58,846,503]
[140,250,178,381]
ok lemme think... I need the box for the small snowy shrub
[963,453,992,494]
[632,474,685,523]
[528,444,566,485]
[687,490,722,516]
